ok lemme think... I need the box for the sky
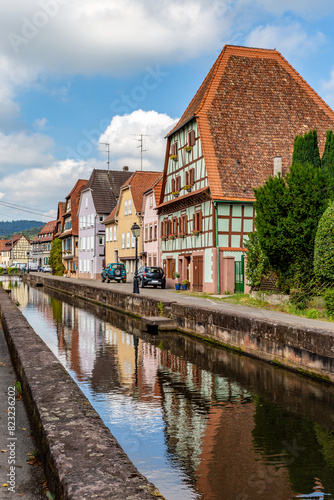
[1,0,334,222]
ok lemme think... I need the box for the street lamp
[131,222,140,294]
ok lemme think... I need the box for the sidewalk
[36,273,334,333]
[0,324,45,499]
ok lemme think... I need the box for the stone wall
[0,289,164,500]
[24,274,334,383]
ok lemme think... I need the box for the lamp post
[131,222,140,294]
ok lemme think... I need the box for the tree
[314,201,334,282]
[292,129,321,168]
[49,238,65,276]
[322,129,334,181]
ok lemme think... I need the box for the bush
[314,201,334,282]
[324,289,334,317]
[306,308,320,319]
[244,232,270,288]
[289,288,308,310]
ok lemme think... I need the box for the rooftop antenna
[99,142,110,173]
[131,134,149,171]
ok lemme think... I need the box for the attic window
[273,156,282,177]
[188,130,195,147]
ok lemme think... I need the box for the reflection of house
[103,171,161,280]
[0,235,31,266]
[78,168,132,279]
[59,179,88,277]
[31,220,57,267]
[157,45,334,293]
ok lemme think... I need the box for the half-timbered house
[157,45,334,293]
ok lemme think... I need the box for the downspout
[213,201,220,295]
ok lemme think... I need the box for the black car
[137,266,166,288]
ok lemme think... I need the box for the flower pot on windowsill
[191,230,200,236]
[178,233,186,239]
[171,155,178,162]
[184,146,193,153]
[183,184,192,193]
[171,191,179,198]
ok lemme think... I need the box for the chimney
[123,166,129,171]
[273,156,282,177]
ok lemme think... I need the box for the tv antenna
[99,142,110,172]
[131,134,149,170]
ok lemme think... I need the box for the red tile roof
[120,171,162,213]
[166,45,334,202]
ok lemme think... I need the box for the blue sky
[1,0,334,222]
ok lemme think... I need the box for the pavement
[0,324,46,499]
[33,272,334,333]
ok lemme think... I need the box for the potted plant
[169,234,177,240]
[173,272,181,290]
[170,155,178,161]
[178,233,185,238]
[184,146,193,153]
[181,279,189,290]
[191,229,200,236]
[171,191,179,198]
[183,184,192,192]
[161,236,167,241]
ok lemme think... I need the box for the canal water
[2,276,334,500]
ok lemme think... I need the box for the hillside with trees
[0,220,45,240]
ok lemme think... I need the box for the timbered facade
[158,45,334,293]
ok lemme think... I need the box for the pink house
[141,175,162,267]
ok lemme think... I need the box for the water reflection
[2,277,334,500]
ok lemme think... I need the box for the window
[176,176,181,192]
[149,224,153,241]
[186,168,195,186]
[64,218,71,230]
[154,223,157,240]
[85,197,88,209]
[132,234,135,248]
[193,210,203,232]
[153,255,157,266]
[180,214,188,235]
[124,201,128,216]
[99,215,104,223]
[106,227,109,242]
[188,129,195,147]
[122,233,125,249]
[128,200,132,215]
[126,232,130,248]
[149,196,153,208]
[171,142,178,156]
[145,225,148,242]
[114,226,117,241]
[99,236,104,246]
[172,217,178,235]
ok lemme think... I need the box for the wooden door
[193,256,203,291]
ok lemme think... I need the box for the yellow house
[103,171,161,280]
[1,235,32,267]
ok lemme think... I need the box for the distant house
[157,45,334,293]
[31,220,57,267]
[77,168,132,279]
[141,175,163,267]
[1,235,31,267]
[54,202,66,239]
[103,171,161,280]
[59,179,88,277]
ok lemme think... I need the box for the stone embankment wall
[0,289,164,500]
[24,274,334,384]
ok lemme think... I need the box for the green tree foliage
[321,129,334,180]
[244,232,270,287]
[49,238,65,276]
[314,201,334,281]
[254,161,328,291]
[292,129,320,168]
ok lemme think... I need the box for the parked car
[137,266,166,288]
[41,265,52,273]
[101,263,127,283]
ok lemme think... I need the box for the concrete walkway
[0,325,46,499]
[33,272,334,334]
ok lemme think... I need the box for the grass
[176,290,331,321]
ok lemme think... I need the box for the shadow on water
[4,277,334,500]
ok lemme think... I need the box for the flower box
[184,146,193,153]
[170,155,178,161]
[171,191,179,198]
[191,230,200,236]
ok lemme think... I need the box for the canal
[2,276,334,500]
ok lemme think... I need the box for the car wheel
[153,285,157,288]
[140,278,145,288]
[101,277,105,282]
[161,282,166,289]
[122,279,126,283]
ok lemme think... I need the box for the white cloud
[33,117,48,130]
[0,131,55,174]
[246,22,326,58]
[99,109,178,171]
[248,0,334,19]
[321,67,334,109]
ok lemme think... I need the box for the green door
[234,255,244,293]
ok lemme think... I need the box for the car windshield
[147,267,162,273]
[111,264,124,269]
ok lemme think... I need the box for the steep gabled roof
[120,171,162,213]
[39,220,57,235]
[84,169,132,214]
[103,204,118,225]
[167,45,334,201]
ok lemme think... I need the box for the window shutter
[172,178,176,192]
[188,130,195,146]
[190,168,195,185]
[176,176,181,191]
[163,259,166,274]
[161,221,164,237]
[193,213,196,231]
[171,259,175,277]
[199,211,203,232]
[186,171,189,185]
